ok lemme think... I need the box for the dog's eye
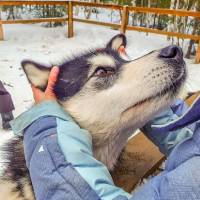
[94,67,115,77]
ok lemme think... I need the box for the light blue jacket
[11,97,200,200]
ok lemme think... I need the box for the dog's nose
[159,45,183,63]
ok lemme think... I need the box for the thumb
[31,84,44,103]
[46,66,59,94]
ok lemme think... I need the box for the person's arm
[0,80,15,113]
[131,97,200,200]
[12,101,103,200]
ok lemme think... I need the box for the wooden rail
[128,6,200,17]
[0,0,200,63]
[0,1,68,6]
[74,18,120,29]
[1,17,68,24]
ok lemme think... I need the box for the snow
[0,22,200,172]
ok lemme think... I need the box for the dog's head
[22,34,186,166]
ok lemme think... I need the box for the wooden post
[68,1,73,38]
[195,40,200,64]
[0,7,3,40]
[0,20,3,40]
[120,6,128,34]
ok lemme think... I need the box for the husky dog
[0,34,186,200]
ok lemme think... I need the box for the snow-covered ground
[0,22,200,171]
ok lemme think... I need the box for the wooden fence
[0,0,200,63]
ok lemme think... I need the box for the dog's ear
[21,60,51,91]
[106,34,127,50]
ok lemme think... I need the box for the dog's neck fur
[93,127,135,170]
[66,97,171,170]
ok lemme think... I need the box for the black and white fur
[0,34,186,200]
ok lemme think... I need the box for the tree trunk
[146,0,151,28]
[7,7,15,20]
[185,40,194,59]
[131,0,136,26]
[153,0,159,28]
[75,6,79,16]
[167,0,176,42]
[185,0,200,59]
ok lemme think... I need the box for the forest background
[0,0,199,59]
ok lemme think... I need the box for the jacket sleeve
[141,99,194,156]
[11,101,130,200]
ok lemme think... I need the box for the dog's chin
[123,71,186,115]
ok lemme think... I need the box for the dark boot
[1,112,14,130]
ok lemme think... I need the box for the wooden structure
[112,133,165,192]
[0,20,3,40]
[0,0,200,63]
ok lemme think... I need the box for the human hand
[31,66,59,104]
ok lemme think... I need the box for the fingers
[31,84,40,93]
[46,66,59,94]
[31,66,59,104]
[31,84,44,103]
[118,45,126,54]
